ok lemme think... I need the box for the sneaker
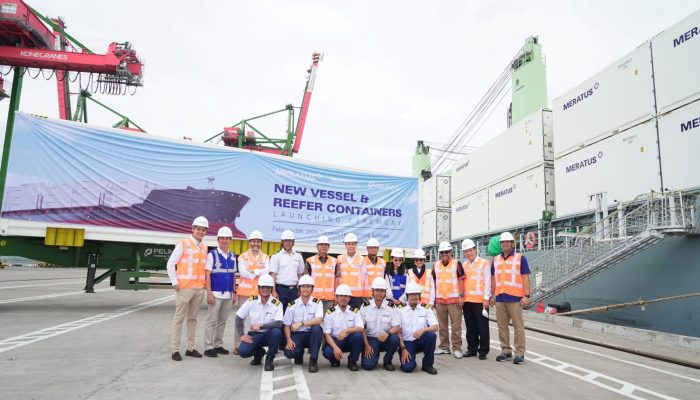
[464,351,477,358]
[421,365,437,375]
[453,350,463,359]
[185,349,202,358]
[513,355,525,365]
[434,349,450,355]
[495,353,512,362]
[171,352,182,361]
[383,362,395,371]
[204,349,218,358]
[215,347,230,355]
[348,362,359,371]
[478,354,487,360]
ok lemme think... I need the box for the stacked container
[420,175,451,246]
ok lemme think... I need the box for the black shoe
[171,352,182,361]
[264,356,275,371]
[215,347,230,355]
[478,354,487,360]
[513,355,525,365]
[251,349,265,366]
[204,349,218,358]
[308,358,318,373]
[421,365,437,375]
[185,349,202,358]
[465,351,477,358]
[383,362,395,371]
[294,355,304,365]
[495,353,512,362]
[330,360,340,367]
[348,362,359,371]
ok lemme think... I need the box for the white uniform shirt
[283,296,324,332]
[361,299,400,338]
[269,249,304,285]
[236,296,284,332]
[205,248,234,300]
[399,303,438,342]
[322,305,364,337]
[165,236,206,286]
[237,250,270,280]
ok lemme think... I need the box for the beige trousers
[171,288,204,353]
[204,297,234,350]
[435,302,463,352]
[496,301,526,356]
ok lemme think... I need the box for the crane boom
[292,52,321,153]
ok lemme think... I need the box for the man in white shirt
[203,227,237,358]
[283,275,324,373]
[270,229,304,312]
[398,282,438,374]
[235,274,283,371]
[234,229,270,354]
[321,284,364,371]
[360,277,401,371]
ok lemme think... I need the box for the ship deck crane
[205,52,322,156]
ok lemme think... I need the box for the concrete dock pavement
[1,268,698,399]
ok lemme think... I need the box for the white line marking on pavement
[0,287,113,304]
[0,281,84,290]
[489,340,678,400]
[0,295,173,353]
[260,359,312,400]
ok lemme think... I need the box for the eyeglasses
[439,251,450,255]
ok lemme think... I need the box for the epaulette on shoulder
[312,298,321,303]
[288,302,294,308]
[420,303,430,309]
[248,295,258,301]
[387,302,396,308]
[271,298,280,306]
[352,306,360,313]
[397,303,404,308]
[362,299,370,307]
[326,306,336,314]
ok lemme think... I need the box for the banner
[1,113,419,247]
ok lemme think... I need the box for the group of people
[166,216,531,375]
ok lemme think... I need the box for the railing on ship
[528,190,696,299]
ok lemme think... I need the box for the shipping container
[451,108,553,199]
[554,121,661,217]
[451,188,489,240]
[552,43,655,158]
[650,9,700,114]
[420,175,451,211]
[420,208,450,246]
[488,165,555,232]
[658,99,700,192]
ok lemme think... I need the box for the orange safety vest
[408,266,432,304]
[338,253,364,297]
[175,237,207,289]
[463,257,490,303]
[237,250,270,297]
[493,252,525,298]
[362,256,386,297]
[433,259,460,300]
[307,255,337,301]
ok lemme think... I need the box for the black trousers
[462,301,490,356]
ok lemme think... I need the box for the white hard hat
[192,216,209,228]
[298,275,314,286]
[461,238,476,251]
[366,238,379,247]
[258,273,274,287]
[413,249,426,259]
[317,235,330,245]
[217,226,233,238]
[343,233,358,243]
[249,230,264,241]
[391,247,404,258]
[500,232,515,242]
[405,281,422,295]
[371,277,388,290]
[335,284,352,296]
[281,230,295,240]
[438,241,452,252]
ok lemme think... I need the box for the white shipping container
[552,43,655,157]
[554,121,661,217]
[488,165,555,232]
[651,9,700,113]
[658,99,700,191]
[420,175,451,212]
[451,188,489,240]
[452,109,553,199]
[420,209,450,246]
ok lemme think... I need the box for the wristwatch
[524,294,531,298]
